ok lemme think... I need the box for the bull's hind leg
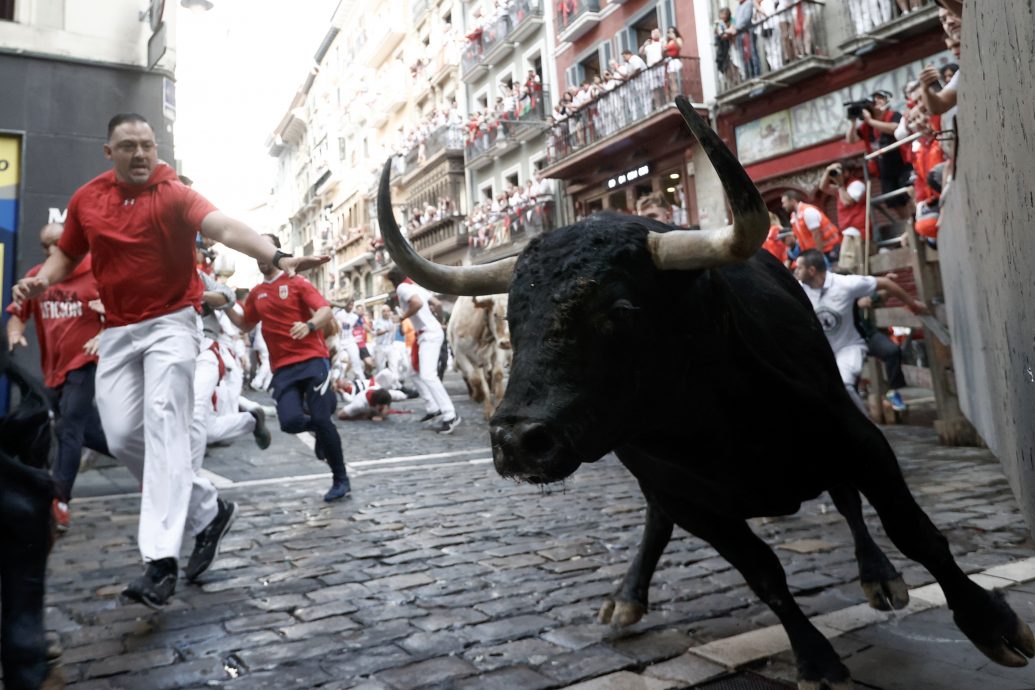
[681,511,852,689]
[850,424,1035,667]
[828,486,909,611]
[599,487,673,627]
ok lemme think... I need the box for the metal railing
[398,123,466,175]
[461,36,483,75]
[480,14,513,58]
[715,0,827,93]
[468,199,557,255]
[411,0,430,23]
[546,58,702,166]
[846,0,935,39]
[465,89,551,162]
[509,0,543,32]
[410,215,467,254]
[555,0,600,34]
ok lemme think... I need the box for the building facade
[542,0,707,227]
[1,0,177,406]
[707,0,953,233]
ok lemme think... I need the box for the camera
[844,99,875,119]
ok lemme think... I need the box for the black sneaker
[419,411,442,423]
[185,499,238,581]
[401,386,421,399]
[122,558,177,609]
[324,476,351,502]
[430,416,462,434]
[251,408,271,450]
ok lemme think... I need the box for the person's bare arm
[200,211,329,274]
[224,306,255,333]
[846,119,860,144]
[918,66,956,115]
[862,111,899,135]
[289,305,333,340]
[400,294,424,321]
[6,314,27,350]
[12,249,81,302]
[875,276,927,313]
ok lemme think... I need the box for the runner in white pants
[386,267,460,434]
[13,113,328,609]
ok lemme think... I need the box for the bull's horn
[647,97,769,271]
[378,160,515,295]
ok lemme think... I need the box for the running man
[237,234,351,502]
[6,222,110,531]
[13,113,328,608]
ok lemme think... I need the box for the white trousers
[194,345,255,451]
[96,307,217,562]
[411,328,455,418]
[340,338,364,378]
[836,344,869,414]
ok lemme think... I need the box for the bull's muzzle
[490,421,580,484]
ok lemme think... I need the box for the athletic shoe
[419,411,442,423]
[122,558,178,609]
[185,499,238,581]
[52,499,70,533]
[886,390,908,412]
[324,477,351,502]
[250,408,271,450]
[431,416,462,434]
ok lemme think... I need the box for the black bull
[0,332,55,689]
[379,98,1035,687]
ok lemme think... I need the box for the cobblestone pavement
[40,375,1035,689]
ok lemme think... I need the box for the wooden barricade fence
[857,136,980,446]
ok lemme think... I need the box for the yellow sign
[0,136,18,190]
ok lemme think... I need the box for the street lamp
[181,0,214,12]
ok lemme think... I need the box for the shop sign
[735,51,954,165]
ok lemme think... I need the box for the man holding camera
[819,161,867,238]
[846,90,912,219]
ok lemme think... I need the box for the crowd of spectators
[713,0,825,89]
[404,197,461,236]
[545,28,684,161]
[464,71,545,155]
[468,173,555,250]
[389,101,465,168]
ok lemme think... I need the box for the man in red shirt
[13,113,328,608]
[238,234,350,502]
[6,223,110,531]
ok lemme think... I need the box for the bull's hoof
[861,575,909,611]
[598,598,646,627]
[954,589,1035,667]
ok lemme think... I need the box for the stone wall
[939,3,1035,530]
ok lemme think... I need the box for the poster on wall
[736,52,955,164]
[0,134,20,412]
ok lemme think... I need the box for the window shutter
[617,29,630,55]
[566,65,578,89]
[599,41,612,70]
[659,0,676,29]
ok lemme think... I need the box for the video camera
[844,99,875,119]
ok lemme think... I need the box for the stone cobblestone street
[42,375,1035,689]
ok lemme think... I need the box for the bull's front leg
[828,486,909,611]
[599,492,673,627]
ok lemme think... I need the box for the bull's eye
[609,299,640,323]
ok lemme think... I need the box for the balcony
[398,123,466,182]
[430,44,459,86]
[715,0,833,104]
[481,14,515,66]
[461,37,487,83]
[555,0,601,44]
[363,21,405,67]
[545,59,702,167]
[411,0,430,24]
[840,0,939,54]
[469,199,557,263]
[509,0,544,43]
[410,216,467,259]
[465,90,552,169]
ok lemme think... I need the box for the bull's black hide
[0,333,54,690]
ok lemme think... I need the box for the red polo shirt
[243,272,330,372]
[58,164,216,327]
[6,256,102,388]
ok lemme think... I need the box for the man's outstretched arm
[12,248,81,302]
[200,211,329,274]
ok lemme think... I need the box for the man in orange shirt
[781,190,842,265]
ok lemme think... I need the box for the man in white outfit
[13,113,327,608]
[333,298,365,379]
[794,249,924,415]
[386,267,460,434]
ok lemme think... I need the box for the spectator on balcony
[621,48,648,77]
[640,28,665,67]
[818,161,868,239]
[533,170,554,198]
[846,90,912,220]
[754,0,782,73]
[713,7,741,88]
[895,0,923,15]
[781,190,842,264]
[734,0,761,79]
